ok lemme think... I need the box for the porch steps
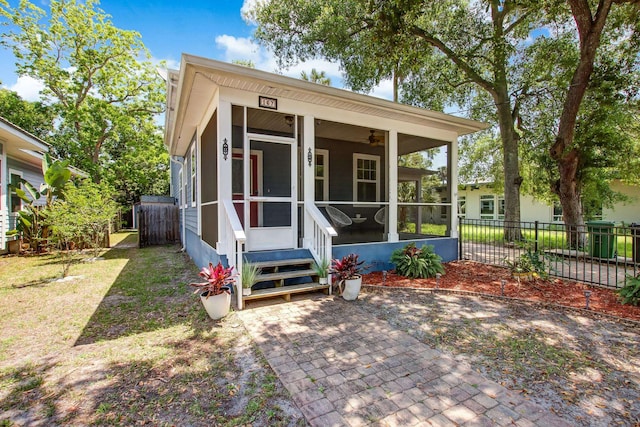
[241,253,330,308]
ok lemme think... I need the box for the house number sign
[259,96,278,110]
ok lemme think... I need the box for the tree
[548,0,640,246]
[47,180,118,275]
[247,0,549,240]
[232,59,256,68]
[300,68,331,85]
[0,89,55,140]
[1,0,166,182]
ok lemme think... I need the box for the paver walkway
[238,294,572,427]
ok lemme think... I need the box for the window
[353,153,380,203]
[190,144,196,207]
[9,171,23,213]
[178,169,183,208]
[315,149,328,201]
[497,196,505,220]
[553,201,563,222]
[458,196,466,218]
[480,195,495,220]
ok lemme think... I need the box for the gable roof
[165,54,488,156]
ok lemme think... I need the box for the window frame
[458,196,466,219]
[314,149,329,202]
[9,169,23,214]
[497,196,505,220]
[480,194,495,220]
[190,144,196,208]
[353,153,380,205]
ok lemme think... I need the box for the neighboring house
[164,55,486,307]
[458,181,640,224]
[0,116,50,252]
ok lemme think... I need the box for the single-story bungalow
[164,55,486,307]
[458,181,640,225]
[0,116,50,253]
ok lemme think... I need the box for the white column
[388,130,399,242]
[217,100,233,249]
[450,139,458,238]
[303,115,315,249]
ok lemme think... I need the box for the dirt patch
[362,260,640,322]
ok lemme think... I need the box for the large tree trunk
[551,0,613,248]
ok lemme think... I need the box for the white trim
[353,153,381,207]
[315,148,329,201]
[8,168,23,213]
[190,143,196,208]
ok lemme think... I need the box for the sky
[0,0,394,102]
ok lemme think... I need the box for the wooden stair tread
[249,258,315,269]
[256,268,316,282]
[243,282,329,301]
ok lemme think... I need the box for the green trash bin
[587,220,616,258]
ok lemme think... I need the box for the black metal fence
[459,218,640,289]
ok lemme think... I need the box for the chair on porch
[374,207,386,225]
[325,206,352,228]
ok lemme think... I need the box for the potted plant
[504,254,534,281]
[241,262,261,296]
[190,262,235,320]
[313,257,330,285]
[330,253,366,300]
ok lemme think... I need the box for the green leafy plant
[241,262,261,289]
[618,274,640,306]
[330,254,365,282]
[190,262,235,298]
[390,243,444,279]
[504,249,549,278]
[313,257,330,279]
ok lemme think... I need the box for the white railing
[304,202,337,291]
[222,199,246,310]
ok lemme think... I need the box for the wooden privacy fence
[137,204,179,247]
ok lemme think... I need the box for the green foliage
[1,0,166,187]
[0,89,55,139]
[390,243,444,279]
[618,274,640,306]
[241,262,261,289]
[6,154,72,252]
[47,180,119,275]
[312,257,330,278]
[330,253,365,282]
[300,68,331,85]
[504,249,549,278]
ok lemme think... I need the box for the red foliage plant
[190,262,235,298]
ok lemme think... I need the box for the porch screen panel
[250,139,291,227]
[201,112,218,247]
[201,111,218,203]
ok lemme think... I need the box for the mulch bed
[362,260,640,322]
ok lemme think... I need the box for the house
[458,181,640,224]
[164,55,486,308]
[0,116,50,253]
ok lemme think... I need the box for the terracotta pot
[200,291,230,320]
[512,271,533,282]
[342,275,362,300]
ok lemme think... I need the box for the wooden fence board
[137,204,179,247]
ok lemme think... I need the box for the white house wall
[605,181,640,224]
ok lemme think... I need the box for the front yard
[0,232,305,426]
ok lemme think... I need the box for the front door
[246,135,297,251]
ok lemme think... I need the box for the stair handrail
[222,199,246,309]
[304,201,336,277]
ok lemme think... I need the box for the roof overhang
[165,54,489,156]
[0,116,50,167]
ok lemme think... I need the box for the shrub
[390,243,444,279]
[618,274,640,306]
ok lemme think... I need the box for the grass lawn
[0,232,305,426]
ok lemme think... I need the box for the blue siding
[184,228,223,270]
[332,237,458,272]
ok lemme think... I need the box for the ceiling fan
[368,130,384,146]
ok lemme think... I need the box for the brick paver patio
[238,294,572,427]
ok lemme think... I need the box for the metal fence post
[534,221,539,253]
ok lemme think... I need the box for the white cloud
[368,79,394,101]
[6,75,45,102]
[241,0,263,24]
[215,35,261,63]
